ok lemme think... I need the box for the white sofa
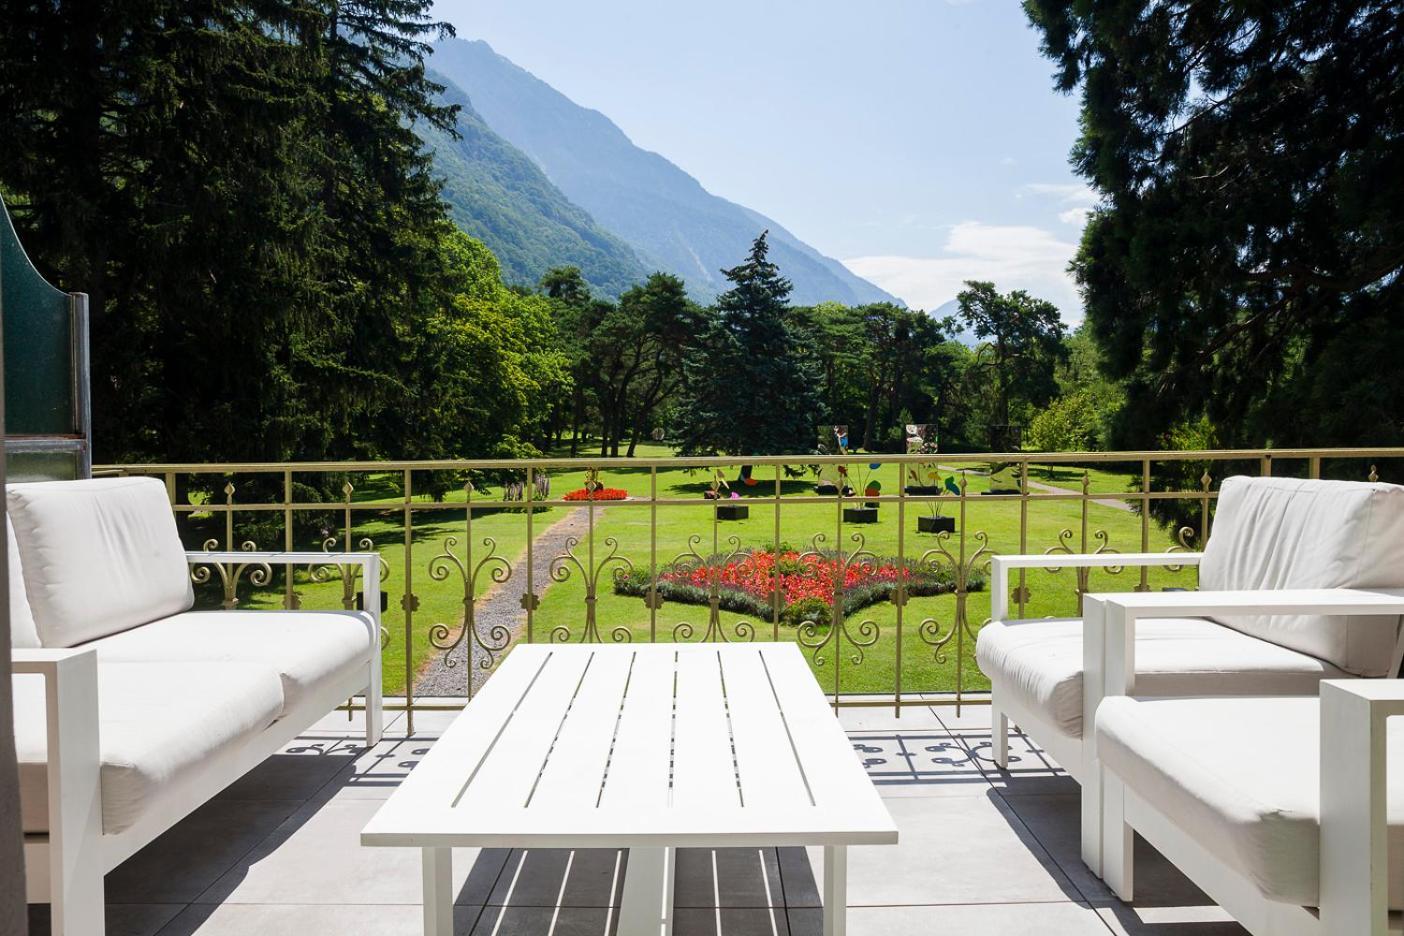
[1090,587,1404,935]
[976,476,1404,873]
[7,477,383,935]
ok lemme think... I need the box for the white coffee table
[362,642,897,935]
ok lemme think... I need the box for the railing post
[895,459,905,718]
[1138,458,1150,593]
[402,468,414,736]
[283,469,295,610]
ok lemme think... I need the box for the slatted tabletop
[362,643,896,849]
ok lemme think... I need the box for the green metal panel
[0,198,89,479]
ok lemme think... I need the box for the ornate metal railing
[99,448,1403,734]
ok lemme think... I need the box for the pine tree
[675,232,825,455]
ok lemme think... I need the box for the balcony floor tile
[27,707,1249,935]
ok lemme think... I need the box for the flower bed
[562,487,629,501]
[614,548,982,626]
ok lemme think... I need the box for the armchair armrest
[990,552,1204,621]
[1319,679,1404,933]
[1090,587,1404,698]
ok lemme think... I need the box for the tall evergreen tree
[0,0,465,464]
[675,232,824,455]
[1024,0,1404,448]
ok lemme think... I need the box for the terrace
[21,448,1402,935]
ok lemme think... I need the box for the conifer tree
[675,232,825,455]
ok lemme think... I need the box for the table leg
[422,847,452,936]
[617,846,674,936]
[823,845,847,936]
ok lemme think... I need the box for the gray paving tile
[790,901,1113,936]
[214,739,362,802]
[487,848,627,908]
[105,799,304,904]
[1097,903,1247,935]
[326,736,437,799]
[470,905,615,935]
[839,704,945,732]
[193,798,493,906]
[153,903,473,935]
[28,902,185,936]
[846,792,1082,905]
[777,847,821,909]
[303,707,404,738]
[674,847,784,909]
[676,906,790,936]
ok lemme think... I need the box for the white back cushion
[1200,475,1404,675]
[7,477,193,647]
[6,514,40,648]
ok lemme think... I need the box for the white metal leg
[1080,596,1107,876]
[618,846,674,936]
[422,847,452,936]
[1101,773,1134,902]
[823,845,847,936]
[991,704,1009,769]
[364,559,384,747]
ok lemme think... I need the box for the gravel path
[414,505,603,697]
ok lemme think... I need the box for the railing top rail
[95,447,1404,474]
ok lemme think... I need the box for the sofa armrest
[990,552,1204,621]
[11,648,104,923]
[186,550,383,743]
[1319,679,1404,933]
[186,550,382,617]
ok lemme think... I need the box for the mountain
[429,39,900,307]
[420,70,648,296]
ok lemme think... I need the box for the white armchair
[1091,588,1404,934]
[976,476,1404,878]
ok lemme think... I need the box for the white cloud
[843,221,1082,321]
[1058,206,1091,225]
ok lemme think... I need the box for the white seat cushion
[7,514,39,648]
[1201,476,1404,676]
[14,661,284,834]
[7,477,193,647]
[87,610,375,715]
[976,616,1347,738]
[1096,695,1404,909]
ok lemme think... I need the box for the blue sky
[431,0,1094,319]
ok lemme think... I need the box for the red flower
[563,488,629,501]
[658,549,915,607]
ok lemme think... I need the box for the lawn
[180,445,1198,700]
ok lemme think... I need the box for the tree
[674,232,824,455]
[1024,0,1404,449]
[0,0,460,467]
[956,281,1067,440]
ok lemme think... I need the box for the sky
[430,0,1094,321]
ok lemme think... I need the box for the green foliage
[797,302,957,451]
[956,281,1067,441]
[1024,0,1404,448]
[1027,325,1125,451]
[673,232,826,455]
[1027,391,1102,452]
[0,0,581,483]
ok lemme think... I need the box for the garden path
[414,503,604,697]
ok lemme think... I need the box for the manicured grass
[191,447,1197,698]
